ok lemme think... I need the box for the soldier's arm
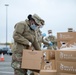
[42,37,49,45]
[32,30,41,50]
[32,38,41,50]
[13,23,29,46]
[53,36,57,42]
[42,39,49,45]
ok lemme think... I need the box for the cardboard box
[56,61,76,74]
[57,40,76,50]
[57,32,76,49]
[35,72,76,75]
[57,73,76,75]
[43,50,55,60]
[40,70,57,75]
[41,60,56,70]
[57,32,76,40]
[21,49,56,72]
[21,50,43,71]
[55,50,76,61]
[34,72,39,75]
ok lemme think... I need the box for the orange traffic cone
[0,53,5,62]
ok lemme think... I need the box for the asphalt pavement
[0,54,33,75]
[0,54,14,75]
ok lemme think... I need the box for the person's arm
[42,37,49,45]
[13,23,29,46]
[32,30,41,50]
[32,38,41,50]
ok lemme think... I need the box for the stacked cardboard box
[40,50,56,75]
[55,32,76,75]
[57,32,76,50]
[21,49,56,75]
[55,50,76,75]
[40,70,57,75]
[21,31,76,75]
[21,49,76,75]
[57,73,76,75]
[42,50,55,71]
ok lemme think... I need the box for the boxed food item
[55,50,76,62]
[21,50,56,71]
[57,32,76,40]
[57,32,76,49]
[57,73,76,75]
[56,61,76,74]
[41,60,56,70]
[40,70,57,75]
[21,50,43,71]
[43,50,55,60]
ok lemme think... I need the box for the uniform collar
[25,19,30,26]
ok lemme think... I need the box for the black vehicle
[0,47,9,54]
[0,48,3,54]
[7,48,12,55]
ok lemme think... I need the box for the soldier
[35,18,44,47]
[36,28,50,50]
[11,14,44,75]
[45,30,57,50]
[36,29,42,47]
[36,23,47,48]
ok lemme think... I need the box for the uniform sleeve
[42,37,49,45]
[32,30,41,50]
[13,23,29,46]
[32,38,41,50]
[42,39,49,45]
[53,36,57,42]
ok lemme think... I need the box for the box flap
[22,50,43,60]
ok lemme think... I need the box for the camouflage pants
[14,69,27,75]
[12,53,34,75]
[14,69,34,75]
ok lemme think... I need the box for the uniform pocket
[11,61,21,69]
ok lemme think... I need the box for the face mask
[30,24,37,30]
[48,34,52,36]
[40,25,43,28]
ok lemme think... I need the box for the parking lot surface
[0,54,33,75]
[0,55,14,75]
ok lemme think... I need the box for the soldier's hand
[28,42,32,49]
[43,45,46,48]
[49,42,53,46]
[29,42,32,46]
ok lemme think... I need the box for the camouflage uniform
[36,28,50,49]
[11,14,44,75]
[36,28,42,47]
[45,35,57,50]
[44,30,57,50]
